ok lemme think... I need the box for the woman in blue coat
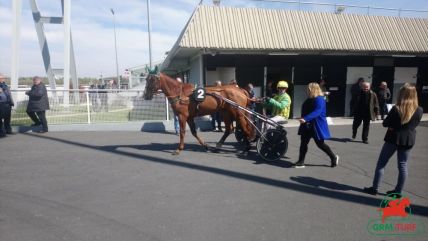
[294,82,339,168]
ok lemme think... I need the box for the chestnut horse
[144,72,254,155]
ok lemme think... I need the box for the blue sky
[0,0,427,77]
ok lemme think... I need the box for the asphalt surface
[0,123,427,241]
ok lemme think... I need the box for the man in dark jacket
[352,81,379,144]
[350,77,364,116]
[0,74,15,136]
[377,81,391,120]
[98,82,108,112]
[26,76,49,133]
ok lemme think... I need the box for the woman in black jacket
[364,83,423,198]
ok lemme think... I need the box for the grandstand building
[161,5,428,117]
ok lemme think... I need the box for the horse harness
[166,85,225,115]
[166,84,189,105]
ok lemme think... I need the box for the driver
[263,80,291,126]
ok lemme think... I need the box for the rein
[166,85,183,104]
[164,82,190,105]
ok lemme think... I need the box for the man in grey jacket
[0,74,14,136]
[26,76,50,133]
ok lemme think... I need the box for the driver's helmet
[277,80,288,89]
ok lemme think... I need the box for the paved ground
[0,123,427,241]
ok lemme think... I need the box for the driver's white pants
[267,115,288,129]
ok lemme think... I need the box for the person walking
[352,81,379,144]
[263,80,274,116]
[266,80,274,98]
[377,81,391,120]
[89,80,100,112]
[98,81,108,112]
[263,80,291,125]
[26,76,49,133]
[0,85,8,137]
[211,80,223,132]
[0,74,14,136]
[174,77,183,135]
[350,77,365,116]
[363,83,423,198]
[293,82,339,168]
[319,79,330,103]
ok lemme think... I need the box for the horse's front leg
[173,115,187,155]
[187,118,209,151]
[216,113,232,148]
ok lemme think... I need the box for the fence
[10,89,174,126]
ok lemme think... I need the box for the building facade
[162,5,428,117]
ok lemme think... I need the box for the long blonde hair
[396,83,418,124]
[307,82,324,98]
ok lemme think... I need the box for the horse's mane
[160,73,181,85]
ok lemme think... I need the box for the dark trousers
[27,111,48,131]
[379,101,388,120]
[0,103,12,133]
[352,115,371,142]
[372,142,410,193]
[211,112,222,130]
[298,128,336,163]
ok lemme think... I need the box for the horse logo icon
[378,197,410,223]
[367,194,425,236]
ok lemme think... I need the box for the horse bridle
[147,74,161,93]
[149,74,188,105]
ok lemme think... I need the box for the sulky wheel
[234,124,246,145]
[256,129,288,161]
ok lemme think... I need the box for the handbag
[298,121,313,135]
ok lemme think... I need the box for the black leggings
[298,128,336,163]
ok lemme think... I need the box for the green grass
[11,108,133,125]
[10,99,174,125]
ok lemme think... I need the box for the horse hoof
[172,150,181,155]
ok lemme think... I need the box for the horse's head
[143,72,160,100]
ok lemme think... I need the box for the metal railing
[10,89,174,126]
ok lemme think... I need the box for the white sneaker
[331,155,339,168]
[293,162,305,168]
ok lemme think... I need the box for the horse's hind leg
[216,112,232,148]
[236,114,252,153]
[187,118,209,151]
[173,115,187,155]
